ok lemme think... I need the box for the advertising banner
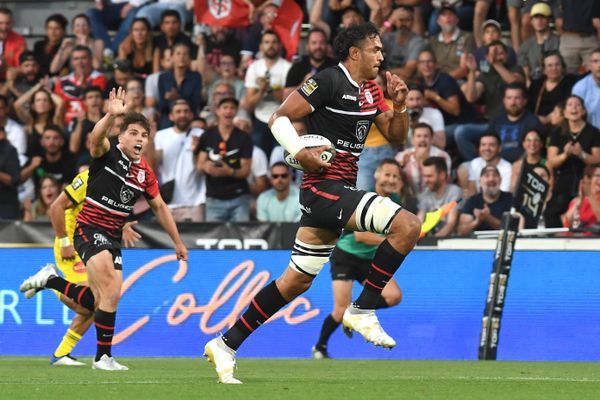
[1,249,599,361]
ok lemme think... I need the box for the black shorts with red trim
[73,223,123,270]
[299,180,366,234]
[329,246,370,282]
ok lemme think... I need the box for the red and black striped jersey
[54,71,107,125]
[296,63,390,186]
[77,142,159,238]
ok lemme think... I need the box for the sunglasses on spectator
[271,173,289,179]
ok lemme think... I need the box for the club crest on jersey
[137,170,145,183]
[356,120,369,141]
[120,185,135,204]
[208,0,232,19]
[364,89,374,104]
[301,78,318,96]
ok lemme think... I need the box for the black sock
[375,295,390,309]
[94,309,116,361]
[222,281,288,351]
[46,276,95,311]
[355,240,405,309]
[316,314,340,349]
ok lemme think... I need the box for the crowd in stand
[0,0,599,236]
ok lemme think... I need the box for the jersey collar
[116,144,141,164]
[338,63,359,88]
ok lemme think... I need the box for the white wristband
[59,237,70,247]
[271,116,304,157]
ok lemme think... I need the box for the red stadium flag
[195,0,251,28]
[272,0,303,60]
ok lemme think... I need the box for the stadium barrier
[2,246,599,361]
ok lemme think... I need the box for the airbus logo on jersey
[342,94,357,101]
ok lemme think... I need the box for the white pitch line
[0,381,164,385]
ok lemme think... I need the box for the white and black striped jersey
[297,63,390,186]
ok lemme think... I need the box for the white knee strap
[355,193,402,234]
[290,239,335,277]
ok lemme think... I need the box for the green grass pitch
[1,357,600,399]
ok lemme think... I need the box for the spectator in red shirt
[54,45,106,125]
[0,7,26,81]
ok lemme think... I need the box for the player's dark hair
[43,124,64,136]
[487,39,507,52]
[377,158,401,172]
[423,156,447,175]
[308,27,327,40]
[72,13,91,27]
[333,22,380,62]
[171,41,191,54]
[542,50,566,70]
[503,82,526,97]
[160,9,181,24]
[0,7,12,17]
[120,113,150,135]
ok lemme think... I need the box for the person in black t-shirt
[151,10,197,73]
[283,28,336,99]
[196,97,253,222]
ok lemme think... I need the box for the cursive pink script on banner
[113,255,319,344]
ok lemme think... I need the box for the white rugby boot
[92,355,129,371]
[204,337,242,384]
[50,354,85,366]
[342,305,396,349]
[19,263,59,293]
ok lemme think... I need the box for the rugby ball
[283,134,336,171]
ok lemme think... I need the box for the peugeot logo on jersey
[120,185,135,204]
[356,120,369,141]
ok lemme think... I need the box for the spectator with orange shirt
[0,7,26,81]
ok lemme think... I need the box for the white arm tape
[271,116,304,157]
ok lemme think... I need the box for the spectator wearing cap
[196,97,253,222]
[0,7,26,81]
[33,14,68,77]
[2,51,41,100]
[426,0,474,36]
[86,0,151,54]
[257,162,301,222]
[473,19,517,73]
[517,3,560,86]
[54,45,107,125]
[559,0,600,74]
[157,41,202,129]
[380,6,427,82]
[458,164,513,235]
[428,4,475,81]
[572,48,600,129]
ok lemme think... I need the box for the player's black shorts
[299,180,367,234]
[73,223,123,270]
[329,246,371,283]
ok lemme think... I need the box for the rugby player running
[205,22,420,384]
[21,88,188,370]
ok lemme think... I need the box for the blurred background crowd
[0,0,599,236]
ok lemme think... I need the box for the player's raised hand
[295,145,332,172]
[107,87,129,116]
[385,71,408,107]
